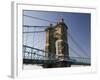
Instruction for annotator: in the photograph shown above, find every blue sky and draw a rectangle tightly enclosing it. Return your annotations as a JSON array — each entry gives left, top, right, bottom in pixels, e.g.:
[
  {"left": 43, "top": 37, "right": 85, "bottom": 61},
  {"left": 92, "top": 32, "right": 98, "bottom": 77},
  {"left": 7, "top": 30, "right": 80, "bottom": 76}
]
[{"left": 23, "top": 10, "right": 91, "bottom": 59}]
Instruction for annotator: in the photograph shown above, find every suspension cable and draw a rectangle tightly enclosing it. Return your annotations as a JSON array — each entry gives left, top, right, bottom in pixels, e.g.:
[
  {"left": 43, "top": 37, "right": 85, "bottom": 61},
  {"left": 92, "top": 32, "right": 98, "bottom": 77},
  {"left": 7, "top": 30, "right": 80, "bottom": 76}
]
[
  {"left": 23, "top": 14, "right": 56, "bottom": 23},
  {"left": 69, "top": 46, "right": 82, "bottom": 57},
  {"left": 68, "top": 31, "right": 89, "bottom": 57}
]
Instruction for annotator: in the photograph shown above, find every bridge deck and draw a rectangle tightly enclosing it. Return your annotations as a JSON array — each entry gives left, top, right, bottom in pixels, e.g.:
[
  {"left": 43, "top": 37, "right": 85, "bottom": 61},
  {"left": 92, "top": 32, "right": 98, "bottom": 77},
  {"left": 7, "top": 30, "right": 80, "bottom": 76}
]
[{"left": 23, "top": 59, "right": 90, "bottom": 67}]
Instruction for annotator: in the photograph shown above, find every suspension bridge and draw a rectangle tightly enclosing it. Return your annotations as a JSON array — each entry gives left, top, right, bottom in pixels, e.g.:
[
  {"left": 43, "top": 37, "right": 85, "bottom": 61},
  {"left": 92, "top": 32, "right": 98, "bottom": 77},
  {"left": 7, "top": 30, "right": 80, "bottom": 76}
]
[{"left": 23, "top": 14, "right": 91, "bottom": 68}]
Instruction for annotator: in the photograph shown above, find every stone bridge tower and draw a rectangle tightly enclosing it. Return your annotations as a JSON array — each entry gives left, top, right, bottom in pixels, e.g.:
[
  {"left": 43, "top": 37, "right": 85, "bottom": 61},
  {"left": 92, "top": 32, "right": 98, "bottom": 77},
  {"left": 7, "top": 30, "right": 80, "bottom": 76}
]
[
  {"left": 45, "top": 19, "right": 70, "bottom": 67},
  {"left": 54, "top": 19, "right": 69, "bottom": 61},
  {"left": 45, "top": 24, "right": 56, "bottom": 60}
]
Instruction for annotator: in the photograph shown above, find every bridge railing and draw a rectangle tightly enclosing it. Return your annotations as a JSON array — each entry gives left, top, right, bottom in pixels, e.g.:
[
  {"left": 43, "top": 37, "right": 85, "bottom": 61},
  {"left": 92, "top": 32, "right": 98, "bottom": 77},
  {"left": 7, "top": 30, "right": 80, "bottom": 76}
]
[
  {"left": 23, "top": 45, "right": 58, "bottom": 60},
  {"left": 23, "top": 45, "right": 90, "bottom": 65},
  {"left": 57, "top": 55, "right": 90, "bottom": 64},
  {"left": 69, "top": 57, "right": 91, "bottom": 64},
  {"left": 23, "top": 45, "right": 48, "bottom": 60}
]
